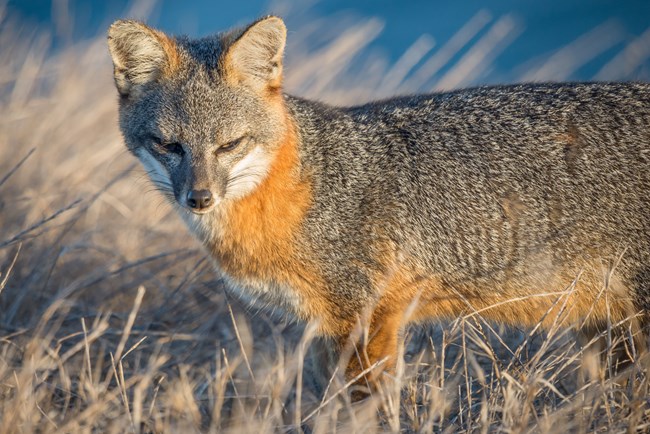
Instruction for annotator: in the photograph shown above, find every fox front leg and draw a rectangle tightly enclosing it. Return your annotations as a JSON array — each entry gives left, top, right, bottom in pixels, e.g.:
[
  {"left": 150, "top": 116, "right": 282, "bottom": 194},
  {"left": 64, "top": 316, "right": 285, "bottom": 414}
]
[{"left": 342, "top": 308, "right": 403, "bottom": 398}]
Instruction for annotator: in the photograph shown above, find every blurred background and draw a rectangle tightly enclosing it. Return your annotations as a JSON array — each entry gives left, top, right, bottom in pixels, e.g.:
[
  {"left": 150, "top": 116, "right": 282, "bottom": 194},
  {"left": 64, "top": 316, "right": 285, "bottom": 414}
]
[{"left": 9, "top": 0, "right": 650, "bottom": 101}]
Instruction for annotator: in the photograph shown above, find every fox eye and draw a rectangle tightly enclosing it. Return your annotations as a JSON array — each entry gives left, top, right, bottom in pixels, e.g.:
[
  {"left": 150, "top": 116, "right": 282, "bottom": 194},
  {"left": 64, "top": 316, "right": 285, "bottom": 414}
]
[
  {"left": 151, "top": 137, "right": 185, "bottom": 157},
  {"left": 217, "top": 136, "right": 249, "bottom": 154},
  {"left": 161, "top": 142, "right": 185, "bottom": 156}
]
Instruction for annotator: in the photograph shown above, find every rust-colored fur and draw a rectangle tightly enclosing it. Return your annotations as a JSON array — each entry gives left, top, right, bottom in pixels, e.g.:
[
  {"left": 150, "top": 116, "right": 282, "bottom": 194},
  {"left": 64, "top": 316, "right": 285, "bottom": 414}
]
[
  {"left": 209, "top": 115, "right": 344, "bottom": 334},
  {"left": 342, "top": 245, "right": 643, "bottom": 389},
  {"left": 153, "top": 30, "right": 181, "bottom": 76}
]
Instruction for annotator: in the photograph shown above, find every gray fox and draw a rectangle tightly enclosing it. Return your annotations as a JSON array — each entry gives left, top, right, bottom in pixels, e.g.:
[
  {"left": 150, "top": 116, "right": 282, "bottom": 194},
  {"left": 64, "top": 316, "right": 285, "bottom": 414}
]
[{"left": 108, "top": 16, "right": 650, "bottom": 390}]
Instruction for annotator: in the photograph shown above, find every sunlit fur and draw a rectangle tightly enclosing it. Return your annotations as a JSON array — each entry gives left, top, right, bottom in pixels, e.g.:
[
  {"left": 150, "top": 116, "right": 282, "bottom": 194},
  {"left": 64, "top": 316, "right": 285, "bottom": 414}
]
[
  {"left": 109, "top": 16, "right": 650, "bottom": 393},
  {"left": 224, "top": 145, "right": 272, "bottom": 200}
]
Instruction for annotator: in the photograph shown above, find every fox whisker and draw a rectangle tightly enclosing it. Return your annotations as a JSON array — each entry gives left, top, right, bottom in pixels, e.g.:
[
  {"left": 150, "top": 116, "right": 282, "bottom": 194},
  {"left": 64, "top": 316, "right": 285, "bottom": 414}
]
[
  {"left": 224, "top": 166, "right": 269, "bottom": 198},
  {"left": 226, "top": 164, "right": 270, "bottom": 184}
]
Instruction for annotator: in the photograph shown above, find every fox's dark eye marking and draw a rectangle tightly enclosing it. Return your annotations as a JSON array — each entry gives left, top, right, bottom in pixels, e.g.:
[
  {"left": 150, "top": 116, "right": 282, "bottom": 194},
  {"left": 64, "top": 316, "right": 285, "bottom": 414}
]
[
  {"left": 217, "top": 136, "right": 249, "bottom": 154},
  {"left": 150, "top": 136, "right": 185, "bottom": 157},
  {"left": 161, "top": 142, "right": 185, "bottom": 156}
]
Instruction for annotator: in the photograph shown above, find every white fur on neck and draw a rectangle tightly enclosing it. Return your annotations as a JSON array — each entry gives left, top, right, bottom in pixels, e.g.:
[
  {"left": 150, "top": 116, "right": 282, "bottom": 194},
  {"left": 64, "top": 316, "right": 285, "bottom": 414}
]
[{"left": 224, "top": 145, "right": 272, "bottom": 199}]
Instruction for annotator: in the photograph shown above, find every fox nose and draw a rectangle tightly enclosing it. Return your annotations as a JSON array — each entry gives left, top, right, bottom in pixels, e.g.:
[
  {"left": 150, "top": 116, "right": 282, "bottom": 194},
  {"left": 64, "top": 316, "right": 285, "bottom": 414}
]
[{"left": 186, "top": 189, "right": 213, "bottom": 210}]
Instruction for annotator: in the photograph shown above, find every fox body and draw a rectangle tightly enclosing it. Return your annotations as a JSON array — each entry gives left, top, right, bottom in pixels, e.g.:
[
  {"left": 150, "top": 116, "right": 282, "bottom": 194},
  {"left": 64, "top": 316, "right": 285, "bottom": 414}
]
[{"left": 108, "top": 17, "right": 650, "bottom": 383}]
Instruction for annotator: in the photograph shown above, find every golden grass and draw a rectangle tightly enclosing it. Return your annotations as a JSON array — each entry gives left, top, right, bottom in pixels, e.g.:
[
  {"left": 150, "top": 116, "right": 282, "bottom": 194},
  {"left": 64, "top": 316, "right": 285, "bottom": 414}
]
[{"left": 1, "top": 5, "right": 649, "bottom": 433}]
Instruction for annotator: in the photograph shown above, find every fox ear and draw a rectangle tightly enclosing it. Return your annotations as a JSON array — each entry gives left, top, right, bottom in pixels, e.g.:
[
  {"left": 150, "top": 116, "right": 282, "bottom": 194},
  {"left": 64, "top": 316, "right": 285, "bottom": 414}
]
[
  {"left": 222, "top": 16, "right": 286, "bottom": 92},
  {"left": 107, "top": 20, "right": 179, "bottom": 97}
]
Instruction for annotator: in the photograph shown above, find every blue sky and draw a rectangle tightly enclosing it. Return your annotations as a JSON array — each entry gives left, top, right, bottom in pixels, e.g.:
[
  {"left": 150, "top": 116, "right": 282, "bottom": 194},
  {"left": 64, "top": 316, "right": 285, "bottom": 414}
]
[{"left": 9, "top": 0, "right": 650, "bottom": 83}]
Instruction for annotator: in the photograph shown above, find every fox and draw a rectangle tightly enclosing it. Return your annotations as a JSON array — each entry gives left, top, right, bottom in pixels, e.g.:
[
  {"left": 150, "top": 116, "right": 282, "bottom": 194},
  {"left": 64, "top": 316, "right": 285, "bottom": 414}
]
[{"left": 107, "top": 16, "right": 650, "bottom": 393}]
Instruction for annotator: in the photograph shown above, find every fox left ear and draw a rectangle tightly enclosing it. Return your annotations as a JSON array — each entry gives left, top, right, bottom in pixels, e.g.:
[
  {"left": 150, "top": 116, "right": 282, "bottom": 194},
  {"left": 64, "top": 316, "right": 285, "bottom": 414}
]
[
  {"left": 222, "top": 16, "right": 286, "bottom": 93},
  {"left": 107, "top": 20, "right": 179, "bottom": 97}
]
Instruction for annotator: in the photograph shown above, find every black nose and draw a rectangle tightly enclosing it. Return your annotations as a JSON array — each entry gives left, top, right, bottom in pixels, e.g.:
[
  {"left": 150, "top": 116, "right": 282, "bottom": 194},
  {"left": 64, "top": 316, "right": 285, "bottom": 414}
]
[{"left": 186, "top": 189, "right": 213, "bottom": 210}]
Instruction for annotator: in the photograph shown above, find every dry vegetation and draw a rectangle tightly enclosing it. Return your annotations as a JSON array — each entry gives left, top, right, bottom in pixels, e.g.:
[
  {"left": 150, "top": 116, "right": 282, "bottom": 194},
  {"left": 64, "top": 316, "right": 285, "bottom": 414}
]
[{"left": 1, "top": 3, "right": 650, "bottom": 433}]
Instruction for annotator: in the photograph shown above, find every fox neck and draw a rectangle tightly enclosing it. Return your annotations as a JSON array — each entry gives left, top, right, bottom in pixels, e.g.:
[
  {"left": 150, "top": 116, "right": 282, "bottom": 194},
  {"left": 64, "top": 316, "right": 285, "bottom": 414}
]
[{"left": 197, "top": 116, "right": 312, "bottom": 286}]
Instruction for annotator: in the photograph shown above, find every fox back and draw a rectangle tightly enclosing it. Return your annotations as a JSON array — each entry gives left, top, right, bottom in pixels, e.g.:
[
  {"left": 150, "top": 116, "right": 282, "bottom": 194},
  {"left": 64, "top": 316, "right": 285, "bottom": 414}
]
[{"left": 108, "top": 17, "right": 650, "bottom": 387}]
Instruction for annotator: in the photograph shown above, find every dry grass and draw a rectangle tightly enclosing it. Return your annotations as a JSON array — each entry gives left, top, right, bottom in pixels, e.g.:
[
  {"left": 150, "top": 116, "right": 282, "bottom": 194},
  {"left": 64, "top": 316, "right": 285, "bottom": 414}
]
[{"left": 1, "top": 4, "right": 650, "bottom": 433}]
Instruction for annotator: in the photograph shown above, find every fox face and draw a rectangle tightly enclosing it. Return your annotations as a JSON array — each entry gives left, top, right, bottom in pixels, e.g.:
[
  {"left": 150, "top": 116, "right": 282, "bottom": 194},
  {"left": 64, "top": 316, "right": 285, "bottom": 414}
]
[{"left": 107, "top": 17, "right": 288, "bottom": 216}]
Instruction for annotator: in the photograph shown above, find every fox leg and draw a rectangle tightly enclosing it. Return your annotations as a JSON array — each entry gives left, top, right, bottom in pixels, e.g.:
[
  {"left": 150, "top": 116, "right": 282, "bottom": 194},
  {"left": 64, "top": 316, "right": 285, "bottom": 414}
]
[
  {"left": 344, "top": 307, "right": 402, "bottom": 381},
  {"left": 333, "top": 296, "right": 411, "bottom": 401},
  {"left": 337, "top": 266, "right": 435, "bottom": 398},
  {"left": 578, "top": 315, "right": 648, "bottom": 376}
]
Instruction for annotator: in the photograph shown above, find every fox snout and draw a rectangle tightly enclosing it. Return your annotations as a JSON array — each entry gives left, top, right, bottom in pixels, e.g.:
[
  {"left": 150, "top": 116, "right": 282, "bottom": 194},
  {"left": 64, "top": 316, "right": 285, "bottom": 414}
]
[{"left": 186, "top": 189, "right": 214, "bottom": 213}]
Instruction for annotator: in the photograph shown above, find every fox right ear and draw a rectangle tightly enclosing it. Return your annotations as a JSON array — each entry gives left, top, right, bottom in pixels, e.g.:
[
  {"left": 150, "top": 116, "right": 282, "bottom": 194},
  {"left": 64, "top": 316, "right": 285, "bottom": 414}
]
[
  {"left": 222, "top": 16, "right": 287, "bottom": 93},
  {"left": 107, "top": 20, "right": 179, "bottom": 97}
]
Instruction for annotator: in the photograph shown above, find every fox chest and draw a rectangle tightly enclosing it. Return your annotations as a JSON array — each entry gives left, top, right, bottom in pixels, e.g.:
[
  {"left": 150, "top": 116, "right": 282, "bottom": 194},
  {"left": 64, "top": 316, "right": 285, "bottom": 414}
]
[
  {"left": 183, "top": 211, "right": 312, "bottom": 318},
  {"left": 217, "top": 266, "right": 303, "bottom": 316}
]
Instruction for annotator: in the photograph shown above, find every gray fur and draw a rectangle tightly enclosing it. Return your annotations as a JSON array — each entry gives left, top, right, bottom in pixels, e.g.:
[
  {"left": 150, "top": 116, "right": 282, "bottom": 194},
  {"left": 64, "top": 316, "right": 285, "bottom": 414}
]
[
  {"left": 108, "top": 18, "right": 650, "bottom": 333},
  {"left": 290, "top": 84, "right": 650, "bottom": 319}
]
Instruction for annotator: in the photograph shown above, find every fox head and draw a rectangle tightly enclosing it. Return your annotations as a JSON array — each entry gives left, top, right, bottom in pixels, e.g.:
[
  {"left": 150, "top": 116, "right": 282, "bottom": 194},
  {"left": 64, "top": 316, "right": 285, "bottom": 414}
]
[{"left": 107, "top": 17, "right": 289, "bottom": 217}]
